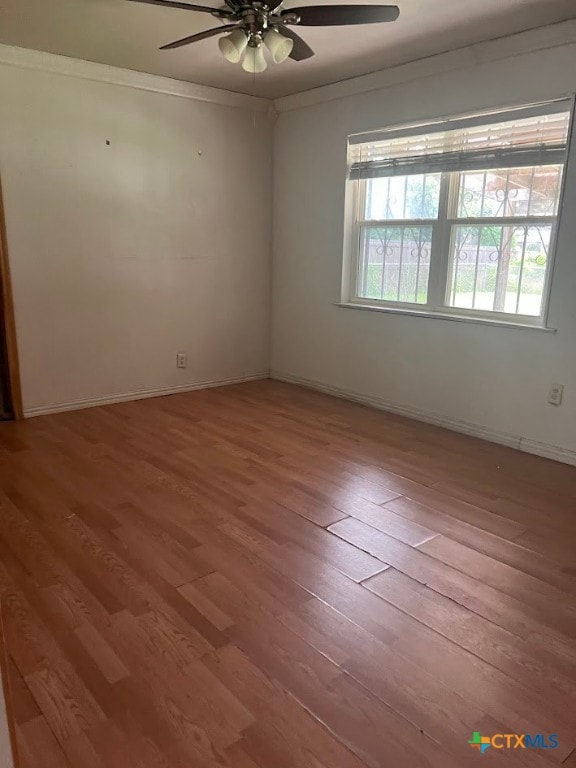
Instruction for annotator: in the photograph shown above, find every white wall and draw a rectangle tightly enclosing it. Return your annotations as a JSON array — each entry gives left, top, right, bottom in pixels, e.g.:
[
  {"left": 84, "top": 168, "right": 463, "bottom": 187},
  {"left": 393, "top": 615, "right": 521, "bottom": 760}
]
[
  {"left": 3, "top": 27, "right": 576, "bottom": 464},
  {"left": 271, "top": 27, "right": 576, "bottom": 463},
  {"left": 0, "top": 52, "right": 272, "bottom": 415}
]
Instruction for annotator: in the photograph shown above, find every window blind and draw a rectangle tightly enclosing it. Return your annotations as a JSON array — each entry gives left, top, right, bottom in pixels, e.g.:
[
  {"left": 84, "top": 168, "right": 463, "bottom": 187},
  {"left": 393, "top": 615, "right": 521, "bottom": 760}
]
[{"left": 348, "top": 101, "right": 572, "bottom": 180}]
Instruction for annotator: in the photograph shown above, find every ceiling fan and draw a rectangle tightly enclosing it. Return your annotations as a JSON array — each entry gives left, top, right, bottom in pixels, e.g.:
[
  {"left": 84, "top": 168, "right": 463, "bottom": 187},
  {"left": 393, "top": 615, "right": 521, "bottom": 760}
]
[{"left": 126, "top": 0, "right": 400, "bottom": 72}]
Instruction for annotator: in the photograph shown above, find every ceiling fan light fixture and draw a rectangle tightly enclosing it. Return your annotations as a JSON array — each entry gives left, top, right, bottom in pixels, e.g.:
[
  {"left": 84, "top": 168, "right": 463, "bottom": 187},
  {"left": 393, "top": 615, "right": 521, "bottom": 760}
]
[
  {"left": 264, "top": 28, "right": 294, "bottom": 64},
  {"left": 218, "top": 29, "right": 249, "bottom": 63},
  {"left": 129, "top": 0, "right": 402, "bottom": 70},
  {"left": 241, "top": 43, "right": 268, "bottom": 73}
]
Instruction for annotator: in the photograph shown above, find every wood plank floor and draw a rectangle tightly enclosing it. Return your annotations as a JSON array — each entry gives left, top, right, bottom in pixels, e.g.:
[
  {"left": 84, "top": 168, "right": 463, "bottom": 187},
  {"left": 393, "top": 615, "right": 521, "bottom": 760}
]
[{"left": 0, "top": 379, "right": 575, "bottom": 768}]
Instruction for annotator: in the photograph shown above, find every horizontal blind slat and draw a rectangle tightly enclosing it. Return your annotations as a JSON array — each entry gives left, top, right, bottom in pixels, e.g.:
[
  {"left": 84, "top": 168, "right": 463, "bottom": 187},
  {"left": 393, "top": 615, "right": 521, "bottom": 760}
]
[
  {"left": 348, "top": 99, "right": 572, "bottom": 145},
  {"left": 348, "top": 106, "right": 571, "bottom": 179},
  {"left": 350, "top": 146, "right": 567, "bottom": 179}
]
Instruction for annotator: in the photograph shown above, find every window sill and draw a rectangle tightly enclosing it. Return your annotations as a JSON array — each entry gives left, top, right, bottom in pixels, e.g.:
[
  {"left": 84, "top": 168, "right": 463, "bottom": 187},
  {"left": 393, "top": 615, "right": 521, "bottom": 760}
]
[{"left": 336, "top": 302, "right": 557, "bottom": 332}]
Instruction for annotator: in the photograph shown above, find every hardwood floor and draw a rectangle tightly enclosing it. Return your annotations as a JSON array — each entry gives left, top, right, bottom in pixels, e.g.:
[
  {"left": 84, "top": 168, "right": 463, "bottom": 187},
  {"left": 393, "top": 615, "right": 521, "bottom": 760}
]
[{"left": 0, "top": 379, "right": 575, "bottom": 768}]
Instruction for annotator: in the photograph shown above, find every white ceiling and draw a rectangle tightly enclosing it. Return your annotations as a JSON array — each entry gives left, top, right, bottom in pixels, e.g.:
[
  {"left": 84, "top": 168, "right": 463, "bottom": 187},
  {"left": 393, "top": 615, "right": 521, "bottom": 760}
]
[{"left": 1, "top": 0, "right": 575, "bottom": 99}]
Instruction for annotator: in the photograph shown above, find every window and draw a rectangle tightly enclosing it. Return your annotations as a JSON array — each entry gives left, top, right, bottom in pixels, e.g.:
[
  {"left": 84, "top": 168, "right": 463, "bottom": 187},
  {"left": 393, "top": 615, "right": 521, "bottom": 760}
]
[{"left": 345, "top": 101, "right": 573, "bottom": 325}]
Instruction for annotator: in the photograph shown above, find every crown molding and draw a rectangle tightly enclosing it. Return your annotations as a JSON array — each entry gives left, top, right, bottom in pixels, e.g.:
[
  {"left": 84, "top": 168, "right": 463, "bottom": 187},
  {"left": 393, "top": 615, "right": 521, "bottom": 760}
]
[
  {"left": 2, "top": 20, "right": 576, "bottom": 115},
  {"left": 0, "top": 43, "right": 271, "bottom": 112},
  {"left": 274, "top": 18, "right": 576, "bottom": 112}
]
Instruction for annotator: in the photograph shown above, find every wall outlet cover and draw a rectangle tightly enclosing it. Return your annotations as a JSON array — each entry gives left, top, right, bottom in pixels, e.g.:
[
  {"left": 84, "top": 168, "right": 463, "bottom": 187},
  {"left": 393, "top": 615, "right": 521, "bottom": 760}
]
[{"left": 548, "top": 383, "right": 564, "bottom": 406}]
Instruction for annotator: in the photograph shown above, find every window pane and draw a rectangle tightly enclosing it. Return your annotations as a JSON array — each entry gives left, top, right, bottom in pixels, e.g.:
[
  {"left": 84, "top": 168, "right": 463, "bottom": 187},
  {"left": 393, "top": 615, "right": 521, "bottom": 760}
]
[
  {"left": 365, "top": 174, "right": 441, "bottom": 220},
  {"left": 457, "top": 166, "right": 563, "bottom": 218},
  {"left": 358, "top": 225, "right": 432, "bottom": 303},
  {"left": 448, "top": 224, "right": 551, "bottom": 316}
]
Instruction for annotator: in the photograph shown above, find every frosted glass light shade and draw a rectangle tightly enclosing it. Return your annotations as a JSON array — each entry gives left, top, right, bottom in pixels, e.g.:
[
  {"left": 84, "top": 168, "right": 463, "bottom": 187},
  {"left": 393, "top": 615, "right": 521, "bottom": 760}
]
[
  {"left": 242, "top": 44, "right": 267, "bottom": 73},
  {"left": 264, "top": 29, "right": 293, "bottom": 64},
  {"left": 218, "top": 29, "right": 249, "bottom": 63}
]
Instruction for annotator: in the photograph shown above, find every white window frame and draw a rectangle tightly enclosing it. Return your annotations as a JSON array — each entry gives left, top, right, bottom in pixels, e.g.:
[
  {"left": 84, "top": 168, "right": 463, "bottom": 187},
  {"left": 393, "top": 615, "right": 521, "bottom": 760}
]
[{"left": 342, "top": 101, "right": 575, "bottom": 330}]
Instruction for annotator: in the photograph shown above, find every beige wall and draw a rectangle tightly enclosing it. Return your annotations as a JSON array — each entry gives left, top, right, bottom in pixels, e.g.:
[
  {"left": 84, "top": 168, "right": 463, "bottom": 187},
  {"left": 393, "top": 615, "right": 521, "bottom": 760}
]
[{"left": 0, "top": 56, "right": 272, "bottom": 415}]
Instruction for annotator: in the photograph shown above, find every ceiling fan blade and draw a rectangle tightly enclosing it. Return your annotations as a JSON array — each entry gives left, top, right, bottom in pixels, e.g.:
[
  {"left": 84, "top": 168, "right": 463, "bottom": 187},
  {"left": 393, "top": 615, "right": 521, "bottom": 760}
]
[
  {"left": 126, "top": 0, "right": 231, "bottom": 17},
  {"left": 283, "top": 4, "right": 399, "bottom": 25},
  {"left": 278, "top": 26, "right": 314, "bottom": 60},
  {"left": 160, "top": 23, "right": 240, "bottom": 49}
]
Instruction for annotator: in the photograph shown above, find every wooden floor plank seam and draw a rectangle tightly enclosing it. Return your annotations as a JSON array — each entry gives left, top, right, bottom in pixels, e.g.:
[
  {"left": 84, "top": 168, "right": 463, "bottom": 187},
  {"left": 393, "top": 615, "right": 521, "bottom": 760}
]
[{"left": 0, "top": 380, "right": 574, "bottom": 767}]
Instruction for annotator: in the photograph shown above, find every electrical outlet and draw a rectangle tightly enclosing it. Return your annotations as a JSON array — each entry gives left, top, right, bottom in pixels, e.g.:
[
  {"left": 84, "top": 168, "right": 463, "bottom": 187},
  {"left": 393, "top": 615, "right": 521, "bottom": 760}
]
[
  {"left": 176, "top": 353, "right": 187, "bottom": 369},
  {"left": 548, "top": 383, "right": 564, "bottom": 406}
]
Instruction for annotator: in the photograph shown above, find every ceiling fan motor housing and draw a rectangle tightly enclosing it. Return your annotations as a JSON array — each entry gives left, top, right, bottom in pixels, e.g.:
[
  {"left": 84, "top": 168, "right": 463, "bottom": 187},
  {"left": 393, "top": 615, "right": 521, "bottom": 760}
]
[{"left": 234, "top": 3, "right": 300, "bottom": 47}]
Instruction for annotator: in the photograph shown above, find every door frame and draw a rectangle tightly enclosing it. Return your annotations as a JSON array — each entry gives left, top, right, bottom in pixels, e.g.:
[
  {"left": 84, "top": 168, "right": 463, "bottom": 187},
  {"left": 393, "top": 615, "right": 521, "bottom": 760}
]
[
  {"left": 0, "top": 604, "right": 20, "bottom": 768},
  {"left": 0, "top": 176, "right": 22, "bottom": 420}
]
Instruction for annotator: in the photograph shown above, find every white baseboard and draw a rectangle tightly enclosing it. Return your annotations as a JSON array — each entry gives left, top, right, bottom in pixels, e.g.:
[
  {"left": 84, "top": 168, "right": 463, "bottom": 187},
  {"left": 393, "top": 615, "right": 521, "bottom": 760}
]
[
  {"left": 517, "top": 438, "right": 576, "bottom": 467},
  {"left": 271, "top": 370, "right": 576, "bottom": 467},
  {"left": 24, "top": 372, "right": 269, "bottom": 418}
]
